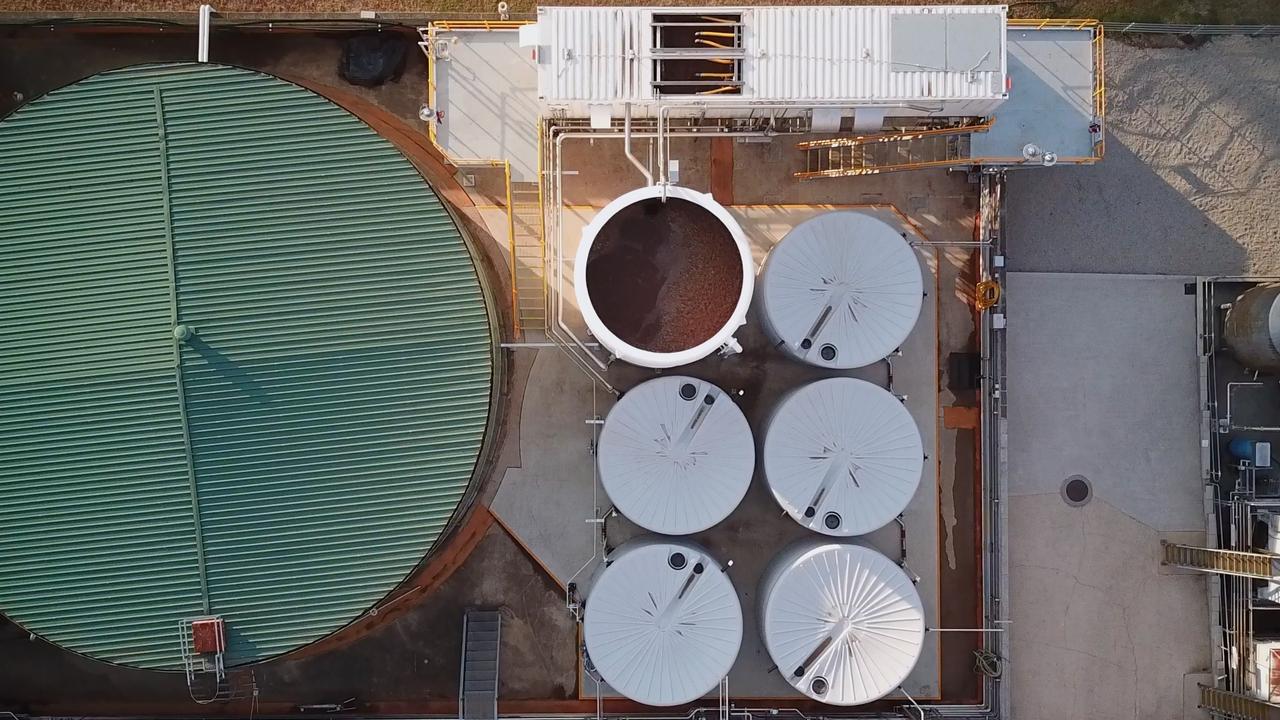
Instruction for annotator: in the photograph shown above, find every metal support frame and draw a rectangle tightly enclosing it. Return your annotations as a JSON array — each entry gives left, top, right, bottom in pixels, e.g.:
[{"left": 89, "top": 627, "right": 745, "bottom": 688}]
[
  {"left": 178, "top": 616, "right": 227, "bottom": 704},
  {"left": 1225, "top": 382, "right": 1280, "bottom": 432}
]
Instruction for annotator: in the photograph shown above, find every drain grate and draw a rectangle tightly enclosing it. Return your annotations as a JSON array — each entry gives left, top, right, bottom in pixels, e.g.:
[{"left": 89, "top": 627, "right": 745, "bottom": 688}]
[{"left": 1061, "top": 475, "right": 1092, "bottom": 506}]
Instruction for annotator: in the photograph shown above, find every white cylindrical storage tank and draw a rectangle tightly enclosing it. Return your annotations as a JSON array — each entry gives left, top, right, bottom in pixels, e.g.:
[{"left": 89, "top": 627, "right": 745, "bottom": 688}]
[
  {"left": 575, "top": 185, "right": 755, "bottom": 369},
  {"left": 1224, "top": 284, "right": 1280, "bottom": 372},
  {"left": 760, "top": 539, "right": 925, "bottom": 706},
  {"left": 598, "top": 376, "right": 754, "bottom": 535},
  {"left": 760, "top": 211, "right": 924, "bottom": 369},
  {"left": 584, "top": 537, "right": 743, "bottom": 706},
  {"left": 763, "top": 377, "right": 923, "bottom": 536}
]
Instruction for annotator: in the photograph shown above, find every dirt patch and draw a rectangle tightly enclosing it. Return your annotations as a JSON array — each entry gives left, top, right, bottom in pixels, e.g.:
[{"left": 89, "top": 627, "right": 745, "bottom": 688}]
[{"left": 585, "top": 197, "right": 742, "bottom": 354}]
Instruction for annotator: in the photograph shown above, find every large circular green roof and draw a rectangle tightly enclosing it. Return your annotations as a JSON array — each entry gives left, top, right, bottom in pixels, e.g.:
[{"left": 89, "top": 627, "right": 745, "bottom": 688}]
[{"left": 0, "top": 63, "right": 494, "bottom": 669}]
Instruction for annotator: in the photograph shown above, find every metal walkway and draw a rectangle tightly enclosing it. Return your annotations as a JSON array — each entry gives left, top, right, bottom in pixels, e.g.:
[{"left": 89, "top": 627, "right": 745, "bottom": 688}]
[
  {"left": 459, "top": 609, "right": 501, "bottom": 720},
  {"left": 511, "top": 184, "right": 546, "bottom": 335},
  {"left": 794, "top": 124, "right": 988, "bottom": 178}
]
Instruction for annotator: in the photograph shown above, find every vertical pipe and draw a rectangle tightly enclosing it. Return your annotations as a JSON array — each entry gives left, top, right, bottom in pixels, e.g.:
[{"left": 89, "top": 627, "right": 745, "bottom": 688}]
[
  {"left": 197, "top": 4, "right": 213, "bottom": 63},
  {"left": 624, "top": 103, "right": 654, "bottom": 186}
]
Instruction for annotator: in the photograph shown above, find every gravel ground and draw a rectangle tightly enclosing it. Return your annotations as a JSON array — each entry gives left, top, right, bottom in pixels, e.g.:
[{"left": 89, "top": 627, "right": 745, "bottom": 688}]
[{"left": 1007, "top": 36, "right": 1280, "bottom": 276}]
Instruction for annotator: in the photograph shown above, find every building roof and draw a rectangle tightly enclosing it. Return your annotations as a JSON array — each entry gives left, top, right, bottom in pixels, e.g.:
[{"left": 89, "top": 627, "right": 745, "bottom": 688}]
[
  {"left": 0, "top": 63, "right": 494, "bottom": 669},
  {"left": 531, "top": 5, "right": 1007, "bottom": 108},
  {"left": 598, "top": 376, "right": 754, "bottom": 534}
]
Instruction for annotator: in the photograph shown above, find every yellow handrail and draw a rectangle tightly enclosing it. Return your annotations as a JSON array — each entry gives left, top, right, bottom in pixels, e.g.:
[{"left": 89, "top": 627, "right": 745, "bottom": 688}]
[
  {"left": 430, "top": 20, "right": 530, "bottom": 31},
  {"left": 1004, "top": 18, "right": 1106, "bottom": 160},
  {"left": 504, "top": 160, "right": 518, "bottom": 335},
  {"left": 797, "top": 118, "right": 995, "bottom": 150},
  {"left": 536, "top": 117, "right": 547, "bottom": 332},
  {"left": 1007, "top": 18, "right": 1098, "bottom": 30},
  {"left": 424, "top": 26, "right": 437, "bottom": 147},
  {"left": 1093, "top": 25, "right": 1106, "bottom": 159}
]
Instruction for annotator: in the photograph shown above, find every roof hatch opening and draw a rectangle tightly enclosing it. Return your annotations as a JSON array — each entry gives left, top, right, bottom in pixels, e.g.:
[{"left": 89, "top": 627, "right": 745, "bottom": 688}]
[{"left": 652, "top": 13, "right": 743, "bottom": 96}]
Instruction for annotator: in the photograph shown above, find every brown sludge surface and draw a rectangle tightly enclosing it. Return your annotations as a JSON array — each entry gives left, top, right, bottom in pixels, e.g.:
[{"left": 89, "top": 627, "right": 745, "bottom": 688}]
[{"left": 585, "top": 197, "right": 743, "bottom": 354}]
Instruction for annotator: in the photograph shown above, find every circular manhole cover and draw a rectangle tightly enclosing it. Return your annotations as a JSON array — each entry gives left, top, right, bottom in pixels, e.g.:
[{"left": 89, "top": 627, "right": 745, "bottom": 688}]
[{"left": 1061, "top": 475, "right": 1092, "bottom": 506}]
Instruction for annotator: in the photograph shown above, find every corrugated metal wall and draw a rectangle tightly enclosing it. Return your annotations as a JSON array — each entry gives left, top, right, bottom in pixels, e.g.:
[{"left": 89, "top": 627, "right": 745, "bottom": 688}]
[
  {"left": 534, "top": 5, "right": 1006, "bottom": 115},
  {"left": 0, "top": 63, "right": 494, "bottom": 669},
  {"left": 748, "top": 6, "right": 1006, "bottom": 102}
]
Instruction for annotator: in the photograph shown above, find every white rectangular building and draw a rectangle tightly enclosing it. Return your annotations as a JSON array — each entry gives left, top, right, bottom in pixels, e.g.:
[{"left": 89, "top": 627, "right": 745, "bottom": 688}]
[{"left": 523, "top": 5, "right": 1008, "bottom": 125}]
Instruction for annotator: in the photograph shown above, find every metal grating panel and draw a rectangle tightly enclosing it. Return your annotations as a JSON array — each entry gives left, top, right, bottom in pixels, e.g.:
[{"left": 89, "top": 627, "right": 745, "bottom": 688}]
[{"left": 0, "top": 63, "right": 494, "bottom": 669}]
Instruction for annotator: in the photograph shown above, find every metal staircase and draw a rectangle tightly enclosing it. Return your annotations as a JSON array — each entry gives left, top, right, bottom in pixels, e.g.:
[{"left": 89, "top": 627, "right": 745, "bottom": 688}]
[
  {"left": 1199, "top": 684, "right": 1280, "bottom": 720},
  {"left": 459, "top": 609, "right": 501, "bottom": 720},
  {"left": 1162, "top": 541, "right": 1280, "bottom": 579},
  {"left": 510, "top": 183, "right": 546, "bottom": 336},
  {"left": 794, "top": 121, "right": 992, "bottom": 178}
]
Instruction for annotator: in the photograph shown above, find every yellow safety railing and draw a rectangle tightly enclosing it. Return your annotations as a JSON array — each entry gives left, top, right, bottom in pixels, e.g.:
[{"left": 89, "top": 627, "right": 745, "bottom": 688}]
[
  {"left": 421, "top": 20, "right": 543, "bottom": 336},
  {"left": 797, "top": 118, "right": 995, "bottom": 150},
  {"left": 504, "top": 160, "right": 518, "bottom": 335},
  {"left": 430, "top": 20, "right": 530, "bottom": 31},
  {"left": 1093, "top": 24, "right": 1106, "bottom": 159},
  {"left": 535, "top": 117, "right": 548, "bottom": 330},
  {"left": 423, "top": 25, "right": 438, "bottom": 147},
  {"left": 795, "top": 156, "right": 975, "bottom": 179},
  {"left": 1009, "top": 19, "right": 1106, "bottom": 160},
  {"left": 1008, "top": 18, "right": 1098, "bottom": 30}
]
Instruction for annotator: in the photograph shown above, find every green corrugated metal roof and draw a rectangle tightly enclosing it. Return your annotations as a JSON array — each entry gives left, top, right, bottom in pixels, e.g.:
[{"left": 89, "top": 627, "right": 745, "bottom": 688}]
[{"left": 0, "top": 63, "right": 494, "bottom": 669}]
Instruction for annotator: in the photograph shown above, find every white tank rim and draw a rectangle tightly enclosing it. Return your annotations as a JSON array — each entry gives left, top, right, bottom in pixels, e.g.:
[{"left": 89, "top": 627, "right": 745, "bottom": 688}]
[
  {"left": 574, "top": 185, "right": 755, "bottom": 369},
  {"left": 763, "top": 377, "right": 924, "bottom": 537},
  {"left": 583, "top": 537, "right": 743, "bottom": 706},
  {"left": 758, "top": 539, "right": 925, "bottom": 706},
  {"left": 597, "top": 376, "right": 755, "bottom": 535},
  {"left": 759, "top": 210, "right": 924, "bottom": 369}
]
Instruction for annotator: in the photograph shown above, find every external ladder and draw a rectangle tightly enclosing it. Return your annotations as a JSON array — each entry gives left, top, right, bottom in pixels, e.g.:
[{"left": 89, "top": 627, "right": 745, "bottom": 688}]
[
  {"left": 1162, "top": 541, "right": 1280, "bottom": 579},
  {"left": 1199, "top": 684, "right": 1280, "bottom": 720}
]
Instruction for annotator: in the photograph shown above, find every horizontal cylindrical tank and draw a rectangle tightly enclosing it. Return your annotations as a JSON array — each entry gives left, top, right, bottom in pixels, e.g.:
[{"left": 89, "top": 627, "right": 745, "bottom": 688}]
[
  {"left": 760, "top": 211, "right": 923, "bottom": 369},
  {"left": 598, "top": 376, "right": 754, "bottom": 534},
  {"left": 1225, "top": 284, "right": 1280, "bottom": 372},
  {"left": 763, "top": 377, "right": 923, "bottom": 536},
  {"left": 759, "top": 539, "right": 924, "bottom": 706},
  {"left": 583, "top": 537, "right": 742, "bottom": 706},
  {"left": 575, "top": 185, "right": 755, "bottom": 368}
]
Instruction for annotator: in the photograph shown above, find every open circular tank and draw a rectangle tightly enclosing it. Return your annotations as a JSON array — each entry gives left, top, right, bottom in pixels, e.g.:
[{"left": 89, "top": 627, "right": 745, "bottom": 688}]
[{"left": 575, "top": 185, "right": 754, "bottom": 368}]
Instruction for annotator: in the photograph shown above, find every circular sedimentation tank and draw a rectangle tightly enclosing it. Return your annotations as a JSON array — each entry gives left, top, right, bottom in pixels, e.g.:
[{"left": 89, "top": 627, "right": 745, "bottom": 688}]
[
  {"left": 759, "top": 539, "right": 925, "bottom": 706},
  {"left": 575, "top": 185, "right": 754, "bottom": 368},
  {"left": 584, "top": 537, "right": 742, "bottom": 706},
  {"left": 760, "top": 211, "right": 924, "bottom": 369},
  {"left": 0, "top": 63, "right": 495, "bottom": 669},
  {"left": 763, "top": 377, "right": 923, "bottom": 537},
  {"left": 597, "top": 376, "right": 754, "bottom": 535}
]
